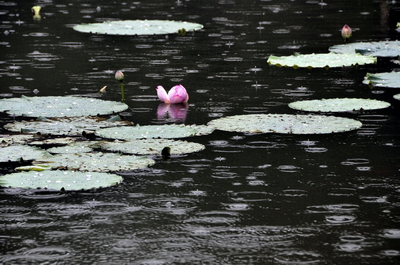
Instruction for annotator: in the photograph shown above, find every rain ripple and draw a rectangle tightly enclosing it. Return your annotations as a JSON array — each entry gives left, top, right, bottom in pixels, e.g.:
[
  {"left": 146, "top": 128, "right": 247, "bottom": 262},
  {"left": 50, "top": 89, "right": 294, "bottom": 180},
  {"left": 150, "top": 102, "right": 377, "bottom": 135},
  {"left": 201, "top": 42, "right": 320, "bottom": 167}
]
[
  {"left": 0, "top": 246, "right": 72, "bottom": 265},
  {"left": 185, "top": 211, "right": 239, "bottom": 225},
  {"left": 274, "top": 250, "right": 321, "bottom": 264}
]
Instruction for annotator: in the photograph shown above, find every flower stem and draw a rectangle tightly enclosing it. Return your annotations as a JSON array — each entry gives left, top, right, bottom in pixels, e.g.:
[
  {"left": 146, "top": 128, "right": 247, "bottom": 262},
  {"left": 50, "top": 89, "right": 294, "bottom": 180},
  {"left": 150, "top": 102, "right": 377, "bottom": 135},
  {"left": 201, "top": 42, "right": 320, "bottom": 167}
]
[{"left": 120, "top": 81, "right": 125, "bottom": 102}]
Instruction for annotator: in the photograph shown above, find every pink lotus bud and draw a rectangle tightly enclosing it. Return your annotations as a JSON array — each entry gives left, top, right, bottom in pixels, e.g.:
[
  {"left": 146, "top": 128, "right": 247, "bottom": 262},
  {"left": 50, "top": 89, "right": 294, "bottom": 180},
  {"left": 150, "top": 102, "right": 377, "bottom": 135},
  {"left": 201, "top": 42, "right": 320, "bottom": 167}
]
[
  {"left": 341, "top": 24, "right": 352, "bottom": 41},
  {"left": 115, "top": 70, "right": 124, "bottom": 82},
  {"left": 156, "top": 84, "right": 189, "bottom": 104}
]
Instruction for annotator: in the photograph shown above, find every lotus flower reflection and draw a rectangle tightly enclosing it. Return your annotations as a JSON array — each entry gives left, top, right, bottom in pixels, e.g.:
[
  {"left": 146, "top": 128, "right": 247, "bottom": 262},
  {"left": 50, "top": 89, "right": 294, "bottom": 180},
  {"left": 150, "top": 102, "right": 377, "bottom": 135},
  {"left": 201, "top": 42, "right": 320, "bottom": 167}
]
[
  {"left": 341, "top": 24, "right": 352, "bottom": 43},
  {"left": 157, "top": 102, "right": 188, "bottom": 122},
  {"left": 156, "top": 85, "right": 189, "bottom": 104}
]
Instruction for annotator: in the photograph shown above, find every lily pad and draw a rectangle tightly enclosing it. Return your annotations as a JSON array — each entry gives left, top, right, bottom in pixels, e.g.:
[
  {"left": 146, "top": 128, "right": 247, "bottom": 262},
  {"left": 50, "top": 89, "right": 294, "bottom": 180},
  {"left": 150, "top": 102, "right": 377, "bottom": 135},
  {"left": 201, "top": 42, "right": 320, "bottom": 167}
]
[
  {"left": 267, "top": 53, "right": 376, "bottom": 68},
  {"left": 73, "top": 20, "right": 203, "bottom": 36},
  {"left": 289, "top": 98, "right": 390, "bottom": 112},
  {"left": 35, "top": 152, "right": 155, "bottom": 172},
  {"left": 4, "top": 116, "right": 132, "bottom": 136},
  {"left": 394, "top": 94, "right": 400, "bottom": 100},
  {"left": 0, "top": 96, "right": 128, "bottom": 118},
  {"left": 363, "top": 71, "right": 400, "bottom": 88},
  {"left": 29, "top": 137, "right": 79, "bottom": 146},
  {"left": 207, "top": 114, "right": 362, "bottom": 134},
  {"left": 0, "top": 135, "right": 36, "bottom": 146},
  {"left": 329, "top": 40, "right": 400, "bottom": 57},
  {"left": 186, "top": 124, "right": 216, "bottom": 136},
  {"left": 95, "top": 124, "right": 197, "bottom": 140},
  {"left": 0, "top": 145, "right": 52, "bottom": 163},
  {"left": 47, "top": 141, "right": 103, "bottom": 154},
  {"left": 0, "top": 170, "right": 123, "bottom": 190},
  {"left": 101, "top": 139, "right": 205, "bottom": 155}
]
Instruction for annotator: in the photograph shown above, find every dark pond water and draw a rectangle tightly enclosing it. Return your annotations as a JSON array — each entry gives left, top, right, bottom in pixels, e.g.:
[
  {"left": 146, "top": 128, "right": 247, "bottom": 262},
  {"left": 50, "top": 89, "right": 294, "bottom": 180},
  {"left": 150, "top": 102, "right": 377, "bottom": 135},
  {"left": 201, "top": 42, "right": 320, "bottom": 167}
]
[{"left": 1, "top": 0, "right": 400, "bottom": 264}]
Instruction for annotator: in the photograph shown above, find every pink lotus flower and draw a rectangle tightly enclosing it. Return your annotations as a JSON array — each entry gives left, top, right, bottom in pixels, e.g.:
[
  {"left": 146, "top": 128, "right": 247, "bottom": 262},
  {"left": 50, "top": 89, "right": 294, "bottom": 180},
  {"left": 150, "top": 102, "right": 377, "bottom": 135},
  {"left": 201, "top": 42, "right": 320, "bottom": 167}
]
[
  {"left": 341, "top": 24, "right": 352, "bottom": 42},
  {"left": 156, "top": 84, "right": 189, "bottom": 104}
]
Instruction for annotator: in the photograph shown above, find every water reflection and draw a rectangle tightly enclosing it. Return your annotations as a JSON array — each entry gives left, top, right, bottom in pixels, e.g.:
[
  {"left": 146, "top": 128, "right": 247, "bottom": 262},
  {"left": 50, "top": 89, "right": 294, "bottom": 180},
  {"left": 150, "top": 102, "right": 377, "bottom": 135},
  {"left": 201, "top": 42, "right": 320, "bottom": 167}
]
[{"left": 157, "top": 102, "right": 188, "bottom": 123}]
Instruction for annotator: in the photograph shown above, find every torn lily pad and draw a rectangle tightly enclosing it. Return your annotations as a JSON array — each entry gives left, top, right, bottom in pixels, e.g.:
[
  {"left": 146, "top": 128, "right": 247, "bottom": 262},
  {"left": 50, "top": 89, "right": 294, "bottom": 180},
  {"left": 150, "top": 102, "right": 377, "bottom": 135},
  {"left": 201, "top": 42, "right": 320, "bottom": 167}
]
[
  {"left": 208, "top": 114, "right": 362, "bottom": 134},
  {"left": 73, "top": 20, "right": 203, "bottom": 35},
  {"left": 0, "top": 171, "right": 123, "bottom": 190},
  {"left": 95, "top": 124, "right": 197, "bottom": 140},
  {"left": 0, "top": 145, "right": 52, "bottom": 163},
  {"left": 363, "top": 71, "right": 400, "bottom": 88},
  {"left": 35, "top": 152, "right": 155, "bottom": 172},
  {"left": 289, "top": 98, "right": 390, "bottom": 112},
  {"left": 329, "top": 40, "right": 400, "bottom": 57},
  {"left": 0, "top": 96, "right": 128, "bottom": 118},
  {"left": 4, "top": 116, "right": 132, "bottom": 136},
  {"left": 101, "top": 139, "right": 205, "bottom": 155},
  {"left": 267, "top": 53, "right": 376, "bottom": 68}
]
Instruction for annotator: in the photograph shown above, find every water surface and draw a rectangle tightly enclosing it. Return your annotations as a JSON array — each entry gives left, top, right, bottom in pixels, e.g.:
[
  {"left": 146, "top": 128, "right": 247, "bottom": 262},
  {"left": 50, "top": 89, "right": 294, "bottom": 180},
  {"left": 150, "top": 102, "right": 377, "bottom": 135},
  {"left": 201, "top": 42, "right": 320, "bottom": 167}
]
[{"left": 1, "top": 0, "right": 400, "bottom": 264}]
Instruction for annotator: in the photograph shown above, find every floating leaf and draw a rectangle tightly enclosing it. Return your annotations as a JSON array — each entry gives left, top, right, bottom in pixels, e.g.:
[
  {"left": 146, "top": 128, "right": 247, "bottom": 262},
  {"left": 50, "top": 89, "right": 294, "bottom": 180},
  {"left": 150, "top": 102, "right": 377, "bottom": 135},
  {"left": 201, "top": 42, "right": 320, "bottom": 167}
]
[
  {"left": 0, "top": 96, "right": 128, "bottom": 118},
  {"left": 208, "top": 114, "right": 362, "bottom": 134},
  {"left": 0, "top": 135, "right": 36, "bottom": 146},
  {"left": 289, "top": 98, "right": 390, "bottom": 112},
  {"left": 73, "top": 20, "right": 203, "bottom": 35},
  {"left": 29, "top": 137, "right": 79, "bottom": 146},
  {"left": 329, "top": 40, "right": 400, "bottom": 57},
  {"left": 15, "top": 165, "right": 51, "bottom": 171},
  {"left": 47, "top": 141, "right": 102, "bottom": 154},
  {"left": 363, "top": 71, "right": 400, "bottom": 88},
  {"left": 95, "top": 124, "right": 197, "bottom": 140},
  {"left": 35, "top": 152, "right": 155, "bottom": 172},
  {"left": 0, "top": 171, "right": 123, "bottom": 190},
  {"left": 394, "top": 94, "right": 400, "bottom": 100},
  {"left": 4, "top": 116, "right": 132, "bottom": 136},
  {"left": 0, "top": 145, "right": 52, "bottom": 163},
  {"left": 101, "top": 139, "right": 205, "bottom": 155},
  {"left": 186, "top": 124, "right": 216, "bottom": 136},
  {"left": 267, "top": 53, "right": 376, "bottom": 68}
]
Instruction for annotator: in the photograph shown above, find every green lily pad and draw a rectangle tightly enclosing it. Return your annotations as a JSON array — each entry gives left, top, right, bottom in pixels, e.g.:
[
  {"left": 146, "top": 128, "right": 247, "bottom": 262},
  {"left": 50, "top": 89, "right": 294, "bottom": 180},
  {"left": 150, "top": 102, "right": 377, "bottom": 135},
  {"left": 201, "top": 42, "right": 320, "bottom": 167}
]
[
  {"left": 289, "top": 98, "right": 390, "bottom": 112},
  {"left": 95, "top": 124, "right": 197, "bottom": 140},
  {"left": 186, "top": 124, "right": 216, "bottom": 136},
  {"left": 267, "top": 53, "right": 376, "bottom": 68},
  {"left": 0, "top": 96, "right": 128, "bottom": 118},
  {"left": 29, "top": 137, "right": 79, "bottom": 146},
  {"left": 0, "top": 135, "right": 36, "bottom": 146},
  {"left": 35, "top": 152, "right": 155, "bottom": 172},
  {"left": 0, "top": 145, "right": 52, "bottom": 163},
  {"left": 101, "top": 139, "right": 205, "bottom": 155},
  {"left": 207, "top": 114, "right": 362, "bottom": 134},
  {"left": 0, "top": 170, "right": 123, "bottom": 190},
  {"left": 4, "top": 116, "right": 132, "bottom": 136},
  {"left": 73, "top": 20, "right": 203, "bottom": 35},
  {"left": 47, "top": 141, "right": 102, "bottom": 154},
  {"left": 363, "top": 71, "right": 400, "bottom": 88},
  {"left": 394, "top": 94, "right": 400, "bottom": 100},
  {"left": 329, "top": 40, "right": 400, "bottom": 57}
]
